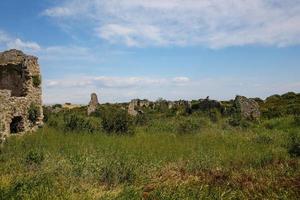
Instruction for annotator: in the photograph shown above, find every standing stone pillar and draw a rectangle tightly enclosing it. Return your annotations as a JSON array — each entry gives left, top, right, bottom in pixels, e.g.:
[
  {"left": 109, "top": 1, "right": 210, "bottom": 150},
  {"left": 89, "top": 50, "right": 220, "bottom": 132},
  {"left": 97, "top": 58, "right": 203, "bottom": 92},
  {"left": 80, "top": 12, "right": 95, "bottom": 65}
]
[{"left": 87, "top": 93, "right": 99, "bottom": 115}]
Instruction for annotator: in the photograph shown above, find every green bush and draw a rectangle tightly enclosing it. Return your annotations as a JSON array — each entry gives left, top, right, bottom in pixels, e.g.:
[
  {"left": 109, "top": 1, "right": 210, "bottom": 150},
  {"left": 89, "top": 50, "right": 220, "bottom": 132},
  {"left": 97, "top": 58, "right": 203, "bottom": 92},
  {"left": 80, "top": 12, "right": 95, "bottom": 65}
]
[
  {"left": 25, "top": 150, "right": 44, "bottom": 165},
  {"left": 52, "top": 104, "right": 62, "bottom": 109},
  {"left": 228, "top": 115, "right": 251, "bottom": 128},
  {"left": 47, "top": 115, "right": 59, "bottom": 128},
  {"left": 287, "top": 132, "right": 300, "bottom": 157},
  {"left": 293, "top": 115, "right": 300, "bottom": 127},
  {"left": 133, "top": 113, "right": 148, "bottom": 126},
  {"left": 101, "top": 108, "right": 133, "bottom": 135},
  {"left": 42, "top": 106, "right": 53, "bottom": 123},
  {"left": 209, "top": 109, "right": 221, "bottom": 123},
  {"left": 262, "top": 107, "right": 283, "bottom": 119},
  {"left": 63, "top": 114, "right": 97, "bottom": 133},
  {"left": 32, "top": 75, "right": 41, "bottom": 87},
  {"left": 176, "top": 118, "right": 200, "bottom": 134},
  {"left": 28, "top": 103, "right": 40, "bottom": 125},
  {"left": 228, "top": 114, "right": 241, "bottom": 127}
]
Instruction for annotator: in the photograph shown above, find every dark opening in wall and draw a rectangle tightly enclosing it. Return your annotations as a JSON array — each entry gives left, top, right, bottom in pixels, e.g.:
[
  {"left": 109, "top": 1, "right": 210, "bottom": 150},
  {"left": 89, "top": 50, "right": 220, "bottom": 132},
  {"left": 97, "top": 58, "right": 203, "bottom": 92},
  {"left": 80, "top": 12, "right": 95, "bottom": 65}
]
[
  {"left": 0, "top": 64, "right": 27, "bottom": 97},
  {"left": 10, "top": 116, "right": 24, "bottom": 134}
]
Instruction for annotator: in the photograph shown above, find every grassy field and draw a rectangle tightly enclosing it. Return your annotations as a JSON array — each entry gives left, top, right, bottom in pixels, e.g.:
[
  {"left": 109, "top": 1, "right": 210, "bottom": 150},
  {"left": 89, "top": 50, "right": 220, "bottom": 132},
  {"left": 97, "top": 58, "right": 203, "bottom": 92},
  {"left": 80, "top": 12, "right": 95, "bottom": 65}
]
[{"left": 0, "top": 112, "right": 299, "bottom": 199}]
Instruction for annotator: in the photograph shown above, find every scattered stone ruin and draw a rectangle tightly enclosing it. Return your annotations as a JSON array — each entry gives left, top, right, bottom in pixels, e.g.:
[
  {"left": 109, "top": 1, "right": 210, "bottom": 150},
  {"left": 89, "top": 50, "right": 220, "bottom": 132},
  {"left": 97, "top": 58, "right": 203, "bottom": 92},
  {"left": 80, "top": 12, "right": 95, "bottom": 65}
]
[
  {"left": 139, "top": 99, "right": 152, "bottom": 108},
  {"left": 87, "top": 93, "right": 99, "bottom": 115},
  {"left": 128, "top": 99, "right": 139, "bottom": 116},
  {"left": 127, "top": 99, "right": 148, "bottom": 116},
  {"left": 234, "top": 95, "right": 261, "bottom": 120},
  {"left": 173, "top": 100, "right": 191, "bottom": 109},
  {"left": 0, "top": 49, "right": 43, "bottom": 143}
]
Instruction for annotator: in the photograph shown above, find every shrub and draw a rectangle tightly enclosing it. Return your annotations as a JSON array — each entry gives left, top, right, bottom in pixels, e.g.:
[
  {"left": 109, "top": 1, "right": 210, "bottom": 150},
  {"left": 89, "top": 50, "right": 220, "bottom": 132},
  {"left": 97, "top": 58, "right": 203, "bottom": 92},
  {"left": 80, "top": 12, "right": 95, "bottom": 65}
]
[
  {"left": 228, "top": 115, "right": 241, "bottom": 127},
  {"left": 28, "top": 103, "right": 40, "bottom": 124},
  {"left": 180, "top": 106, "right": 192, "bottom": 116},
  {"left": 176, "top": 118, "right": 200, "bottom": 134},
  {"left": 101, "top": 108, "right": 133, "bottom": 135},
  {"left": 47, "top": 115, "right": 59, "bottom": 128},
  {"left": 42, "top": 106, "right": 50, "bottom": 122},
  {"left": 262, "top": 107, "right": 283, "bottom": 119},
  {"left": 134, "top": 113, "right": 148, "bottom": 126},
  {"left": 209, "top": 109, "right": 221, "bottom": 123},
  {"left": 287, "top": 132, "right": 300, "bottom": 157},
  {"left": 228, "top": 115, "right": 251, "bottom": 128},
  {"left": 32, "top": 75, "right": 41, "bottom": 87},
  {"left": 63, "top": 114, "right": 97, "bottom": 133},
  {"left": 194, "top": 99, "right": 222, "bottom": 112},
  {"left": 287, "top": 104, "right": 300, "bottom": 115},
  {"left": 293, "top": 115, "right": 300, "bottom": 127},
  {"left": 25, "top": 150, "right": 44, "bottom": 165},
  {"left": 52, "top": 104, "right": 62, "bottom": 109},
  {"left": 90, "top": 107, "right": 101, "bottom": 117}
]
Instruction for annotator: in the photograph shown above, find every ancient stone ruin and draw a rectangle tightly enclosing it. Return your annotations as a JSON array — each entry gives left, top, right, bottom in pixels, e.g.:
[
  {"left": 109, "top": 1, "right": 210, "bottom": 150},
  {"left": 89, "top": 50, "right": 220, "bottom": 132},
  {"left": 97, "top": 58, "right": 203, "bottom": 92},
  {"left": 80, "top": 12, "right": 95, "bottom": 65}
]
[
  {"left": 128, "top": 99, "right": 139, "bottom": 116},
  {"left": 87, "top": 93, "right": 99, "bottom": 115},
  {"left": 234, "top": 95, "right": 261, "bottom": 120},
  {"left": 127, "top": 99, "right": 148, "bottom": 116},
  {"left": 0, "top": 49, "right": 43, "bottom": 143}
]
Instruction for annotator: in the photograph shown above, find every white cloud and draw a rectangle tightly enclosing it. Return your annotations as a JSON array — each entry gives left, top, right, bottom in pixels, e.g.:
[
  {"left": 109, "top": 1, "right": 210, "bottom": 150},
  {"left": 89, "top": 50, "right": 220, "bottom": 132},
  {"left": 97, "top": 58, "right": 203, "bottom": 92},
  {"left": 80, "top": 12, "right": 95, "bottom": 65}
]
[
  {"left": 37, "top": 45, "right": 96, "bottom": 62},
  {"left": 43, "top": 75, "right": 194, "bottom": 103},
  {"left": 42, "top": 7, "right": 73, "bottom": 17},
  {"left": 45, "top": 76, "right": 189, "bottom": 89},
  {"left": 0, "top": 30, "right": 95, "bottom": 63},
  {"left": 97, "top": 24, "right": 165, "bottom": 47},
  {"left": 172, "top": 77, "right": 190, "bottom": 83},
  {"left": 7, "top": 38, "right": 41, "bottom": 51},
  {"left": 0, "top": 30, "right": 41, "bottom": 52},
  {"left": 42, "top": 0, "right": 300, "bottom": 48},
  {"left": 43, "top": 75, "right": 300, "bottom": 104}
]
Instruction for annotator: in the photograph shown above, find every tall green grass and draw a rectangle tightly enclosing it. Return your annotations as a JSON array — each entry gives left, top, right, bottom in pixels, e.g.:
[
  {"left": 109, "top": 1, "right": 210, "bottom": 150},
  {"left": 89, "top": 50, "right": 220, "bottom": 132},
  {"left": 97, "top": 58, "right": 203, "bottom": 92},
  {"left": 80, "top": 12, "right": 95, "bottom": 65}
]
[{"left": 0, "top": 115, "right": 299, "bottom": 199}]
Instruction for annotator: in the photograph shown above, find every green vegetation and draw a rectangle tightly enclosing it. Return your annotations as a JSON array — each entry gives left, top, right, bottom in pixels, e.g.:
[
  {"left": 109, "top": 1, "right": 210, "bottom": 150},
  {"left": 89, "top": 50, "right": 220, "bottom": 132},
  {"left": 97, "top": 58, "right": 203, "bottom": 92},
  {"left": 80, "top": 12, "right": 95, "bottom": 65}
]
[
  {"left": 32, "top": 75, "right": 41, "bottom": 87},
  {"left": 100, "top": 107, "right": 133, "bottom": 135},
  {"left": 28, "top": 103, "right": 40, "bottom": 125},
  {"left": 0, "top": 92, "right": 299, "bottom": 199}
]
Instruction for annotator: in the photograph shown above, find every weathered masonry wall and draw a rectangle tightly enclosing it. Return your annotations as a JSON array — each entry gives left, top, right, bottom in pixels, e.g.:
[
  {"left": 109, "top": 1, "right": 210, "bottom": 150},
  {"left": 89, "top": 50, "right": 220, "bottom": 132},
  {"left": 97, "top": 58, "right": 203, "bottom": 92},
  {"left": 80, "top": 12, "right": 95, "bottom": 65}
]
[{"left": 0, "top": 49, "right": 43, "bottom": 144}]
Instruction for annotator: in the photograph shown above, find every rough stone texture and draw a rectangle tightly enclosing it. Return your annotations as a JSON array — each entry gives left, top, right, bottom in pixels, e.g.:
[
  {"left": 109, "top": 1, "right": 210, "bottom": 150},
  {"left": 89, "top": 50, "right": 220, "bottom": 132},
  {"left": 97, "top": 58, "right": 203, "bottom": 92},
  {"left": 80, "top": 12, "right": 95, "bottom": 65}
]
[
  {"left": 167, "top": 100, "right": 191, "bottom": 110},
  {"left": 139, "top": 99, "right": 151, "bottom": 108},
  {"left": 234, "top": 95, "right": 261, "bottom": 120},
  {"left": 0, "top": 49, "right": 43, "bottom": 143},
  {"left": 128, "top": 99, "right": 139, "bottom": 116},
  {"left": 87, "top": 93, "right": 99, "bottom": 115},
  {"left": 168, "top": 101, "right": 175, "bottom": 109},
  {"left": 127, "top": 99, "right": 151, "bottom": 116},
  {"left": 175, "top": 100, "right": 191, "bottom": 108}
]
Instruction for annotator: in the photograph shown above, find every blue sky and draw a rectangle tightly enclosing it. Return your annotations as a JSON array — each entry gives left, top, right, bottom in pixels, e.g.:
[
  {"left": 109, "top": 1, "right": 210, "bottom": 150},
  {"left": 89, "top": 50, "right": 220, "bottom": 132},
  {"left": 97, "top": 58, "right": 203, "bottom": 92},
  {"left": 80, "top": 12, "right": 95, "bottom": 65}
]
[{"left": 0, "top": 0, "right": 300, "bottom": 104}]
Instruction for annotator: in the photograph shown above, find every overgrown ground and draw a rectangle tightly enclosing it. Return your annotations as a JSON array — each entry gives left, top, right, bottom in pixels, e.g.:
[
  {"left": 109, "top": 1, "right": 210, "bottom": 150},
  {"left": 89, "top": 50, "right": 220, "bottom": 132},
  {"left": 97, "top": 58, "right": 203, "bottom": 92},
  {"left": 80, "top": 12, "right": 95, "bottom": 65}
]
[{"left": 0, "top": 112, "right": 299, "bottom": 199}]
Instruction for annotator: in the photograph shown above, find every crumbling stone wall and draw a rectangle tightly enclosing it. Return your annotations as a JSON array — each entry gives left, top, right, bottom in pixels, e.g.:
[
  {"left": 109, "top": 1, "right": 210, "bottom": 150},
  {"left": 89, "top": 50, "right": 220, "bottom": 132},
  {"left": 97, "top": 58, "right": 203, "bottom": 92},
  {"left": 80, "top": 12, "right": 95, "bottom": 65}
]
[
  {"left": 234, "top": 95, "right": 261, "bottom": 120},
  {"left": 128, "top": 99, "right": 139, "bottom": 116},
  {"left": 0, "top": 49, "right": 43, "bottom": 143},
  {"left": 127, "top": 99, "right": 150, "bottom": 116}
]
